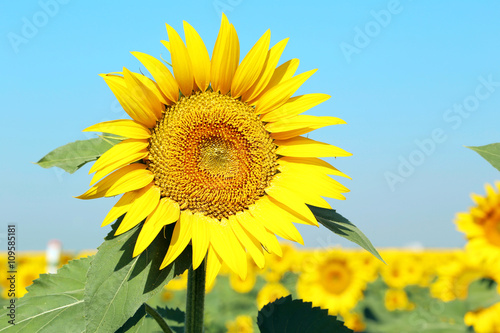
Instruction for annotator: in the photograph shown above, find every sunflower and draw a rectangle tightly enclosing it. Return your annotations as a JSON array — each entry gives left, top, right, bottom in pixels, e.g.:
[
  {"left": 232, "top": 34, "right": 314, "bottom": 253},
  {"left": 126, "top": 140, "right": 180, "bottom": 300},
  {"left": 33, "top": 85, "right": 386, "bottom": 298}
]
[
  {"left": 256, "top": 282, "right": 290, "bottom": 309},
  {"left": 456, "top": 182, "right": 500, "bottom": 264},
  {"left": 384, "top": 288, "right": 414, "bottom": 312},
  {"left": 430, "top": 250, "right": 495, "bottom": 302},
  {"left": 296, "top": 250, "right": 366, "bottom": 315},
  {"left": 226, "top": 315, "right": 254, "bottom": 333},
  {"left": 465, "top": 302, "right": 500, "bottom": 333},
  {"left": 78, "top": 14, "right": 350, "bottom": 286}
]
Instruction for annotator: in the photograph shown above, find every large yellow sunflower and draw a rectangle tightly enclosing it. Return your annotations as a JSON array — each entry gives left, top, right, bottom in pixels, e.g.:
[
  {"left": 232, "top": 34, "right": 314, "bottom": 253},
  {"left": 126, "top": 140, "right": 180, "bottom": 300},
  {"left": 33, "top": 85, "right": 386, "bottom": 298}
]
[
  {"left": 456, "top": 182, "right": 500, "bottom": 264},
  {"left": 78, "top": 14, "right": 350, "bottom": 287}
]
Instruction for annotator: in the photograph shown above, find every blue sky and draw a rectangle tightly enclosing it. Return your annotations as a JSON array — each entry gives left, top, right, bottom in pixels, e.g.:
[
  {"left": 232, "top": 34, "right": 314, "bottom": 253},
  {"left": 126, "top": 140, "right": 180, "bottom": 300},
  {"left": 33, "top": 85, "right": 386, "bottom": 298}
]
[{"left": 1, "top": 0, "right": 500, "bottom": 252}]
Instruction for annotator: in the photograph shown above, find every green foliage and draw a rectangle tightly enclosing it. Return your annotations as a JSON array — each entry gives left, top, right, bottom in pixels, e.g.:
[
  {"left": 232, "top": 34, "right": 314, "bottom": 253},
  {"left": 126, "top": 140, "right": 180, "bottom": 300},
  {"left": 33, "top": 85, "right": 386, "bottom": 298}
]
[
  {"left": 116, "top": 304, "right": 184, "bottom": 333},
  {"left": 84, "top": 218, "right": 192, "bottom": 333},
  {"left": 0, "top": 257, "right": 91, "bottom": 332},
  {"left": 35, "top": 135, "right": 122, "bottom": 173},
  {"left": 467, "top": 143, "right": 500, "bottom": 172},
  {"left": 257, "top": 295, "right": 353, "bottom": 333},
  {"left": 308, "top": 205, "right": 384, "bottom": 263}
]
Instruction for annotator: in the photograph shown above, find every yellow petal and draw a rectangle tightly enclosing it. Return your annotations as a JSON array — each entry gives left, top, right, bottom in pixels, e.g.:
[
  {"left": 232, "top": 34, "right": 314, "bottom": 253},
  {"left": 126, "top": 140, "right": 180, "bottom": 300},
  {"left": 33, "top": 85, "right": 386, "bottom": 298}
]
[
  {"left": 209, "top": 219, "right": 247, "bottom": 279},
  {"left": 183, "top": 21, "right": 211, "bottom": 92},
  {"left": 161, "top": 40, "right": 171, "bottom": 52},
  {"left": 277, "top": 161, "right": 350, "bottom": 196},
  {"left": 191, "top": 213, "right": 210, "bottom": 270},
  {"left": 231, "top": 30, "right": 271, "bottom": 98},
  {"left": 206, "top": 246, "right": 222, "bottom": 290},
  {"left": 234, "top": 212, "right": 277, "bottom": 256},
  {"left": 133, "top": 197, "right": 180, "bottom": 257},
  {"left": 161, "top": 211, "right": 193, "bottom": 269},
  {"left": 100, "top": 74, "right": 157, "bottom": 128},
  {"left": 130, "top": 70, "right": 170, "bottom": 106},
  {"left": 83, "top": 120, "right": 151, "bottom": 139},
  {"left": 76, "top": 164, "right": 151, "bottom": 199},
  {"left": 249, "top": 196, "right": 304, "bottom": 244},
  {"left": 277, "top": 156, "right": 350, "bottom": 179},
  {"left": 271, "top": 173, "right": 333, "bottom": 210},
  {"left": 267, "top": 115, "right": 346, "bottom": 140},
  {"left": 131, "top": 51, "right": 179, "bottom": 104},
  {"left": 115, "top": 184, "right": 161, "bottom": 236},
  {"left": 166, "top": 24, "right": 194, "bottom": 96},
  {"left": 123, "top": 68, "right": 163, "bottom": 121},
  {"left": 249, "top": 58, "right": 299, "bottom": 105},
  {"left": 255, "top": 69, "right": 317, "bottom": 115},
  {"left": 275, "top": 136, "right": 352, "bottom": 158},
  {"left": 89, "top": 139, "right": 149, "bottom": 185},
  {"left": 265, "top": 177, "right": 318, "bottom": 226},
  {"left": 101, "top": 191, "right": 137, "bottom": 227},
  {"left": 264, "top": 229, "right": 283, "bottom": 257},
  {"left": 211, "top": 13, "right": 239, "bottom": 94},
  {"left": 241, "top": 38, "right": 288, "bottom": 103},
  {"left": 229, "top": 215, "right": 265, "bottom": 269},
  {"left": 260, "top": 94, "right": 331, "bottom": 122}
]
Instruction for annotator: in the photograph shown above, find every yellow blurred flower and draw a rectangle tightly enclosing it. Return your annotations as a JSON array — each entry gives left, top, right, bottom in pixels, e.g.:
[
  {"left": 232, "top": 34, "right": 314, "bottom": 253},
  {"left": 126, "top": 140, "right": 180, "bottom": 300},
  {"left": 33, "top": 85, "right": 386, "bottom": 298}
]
[
  {"left": 256, "top": 282, "right": 290, "bottom": 309},
  {"left": 465, "top": 302, "right": 500, "bottom": 333},
  {"left": 431, "top": 251, "right": 494, "bottom": 301},
  {"left": 263, "top": 243, "right": 297, "bottom": 282},
  {"left": 165, "top": 271, "right": 188, "bottom": 291},
  {"left": 230, "top": 270, "right": 256, "bottom": 294},
  {"left": 384, "top": 288, "right": 414, "bottom": 311},
  {"left": 297, "top": 250, "right": 366, "bottom": 315},
  {"left": 342, "top": 312, "right": 366, "bottom": 332},
  {"left": 226, "top": 315, "right": 254, "bottom": 333},
  {"left": 456, "top": 182, "right": 500, "bottom": 264},
  {"left": 380, "top": 250, "right": 426, "bottom": 289}
]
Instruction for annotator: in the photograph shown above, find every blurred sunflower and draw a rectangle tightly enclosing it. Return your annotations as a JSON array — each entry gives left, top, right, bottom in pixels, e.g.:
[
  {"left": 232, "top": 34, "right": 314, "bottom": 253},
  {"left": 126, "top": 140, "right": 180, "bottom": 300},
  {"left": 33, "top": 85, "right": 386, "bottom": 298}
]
[
  {"left": 431, "top": 251, "right": 495, "bottom": 302},
  {"left": 465, "top": 302, "right": 500, "bottom": 333},
  {"left": 256, "top": 282, "right": 290, "bottom": 309},
  {"left": 380, "top": 250, "right": 426, "bottom": 289},
  {"left": 456, "top": 182, "right": 500, "bottom": 264},
  {"left": 384, "top": 288, "right": 414, "bottom": 311},
  {"left": 78, "top": 14, "right": 350, "bottom": 286},
  {"left": 297, "top": 250, "right": 366, "bottom": 315},
  {"left": 226, "top": 315, "right": 254, "bottom": 333}
]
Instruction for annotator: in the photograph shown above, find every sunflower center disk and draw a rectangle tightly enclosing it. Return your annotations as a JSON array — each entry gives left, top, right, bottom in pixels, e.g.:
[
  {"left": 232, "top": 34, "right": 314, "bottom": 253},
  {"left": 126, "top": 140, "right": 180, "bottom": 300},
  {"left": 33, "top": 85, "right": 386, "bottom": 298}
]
[{"left": 147, "top": 91, "right": 277, "bottom": 219}]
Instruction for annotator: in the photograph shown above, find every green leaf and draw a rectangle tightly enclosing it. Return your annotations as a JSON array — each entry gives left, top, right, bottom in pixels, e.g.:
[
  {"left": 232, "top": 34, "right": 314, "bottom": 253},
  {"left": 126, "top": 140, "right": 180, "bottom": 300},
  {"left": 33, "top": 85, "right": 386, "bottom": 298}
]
[
  {"left": 464, "top": 278, "right": 500, "bottom": 311},
  {"left": 154, "top": 306, "right": 185, "bottom": 325},
  {"left": 257, "top": 295, "right": 353, "bottom": 333},
  {"left": 84, "top": 217, "right": 192, "bottom": 333},
  {"left": 0, "top": 257, "right": 92, "bottom": 332},
  {"left": 307, "top": 205, "right": 384, "bottom": 263},
  {"left": 467, "top": 143, "right": 500, "bottom": 172},
  {"left": 116, "top": 304, "right": 184, "bottom": 333},
  {"left": 35, "top": 135, "right": 122, "bottom": 173}
]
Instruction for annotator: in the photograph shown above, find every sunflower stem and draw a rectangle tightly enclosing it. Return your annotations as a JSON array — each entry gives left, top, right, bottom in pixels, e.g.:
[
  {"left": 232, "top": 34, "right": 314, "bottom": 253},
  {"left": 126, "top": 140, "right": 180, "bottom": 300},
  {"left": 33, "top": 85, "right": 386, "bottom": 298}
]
[
  {"left": 185, "top": 259, "right": 206, "bottom": 333},
  {"left": 144, "top": 303, "right": 174, "bottom": 333}
]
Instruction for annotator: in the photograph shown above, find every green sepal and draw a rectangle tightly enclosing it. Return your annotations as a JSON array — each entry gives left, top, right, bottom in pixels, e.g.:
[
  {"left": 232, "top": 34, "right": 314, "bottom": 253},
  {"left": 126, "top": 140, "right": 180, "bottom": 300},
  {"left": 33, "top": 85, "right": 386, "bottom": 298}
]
[
  {"left": 257, "top": 295, "right": 353, "bottom": 333},
  {"left": 308, "top": 205, "right": 384, "bottom": 263},
  {"left": 35, "top": 135, "right": 123, "bottom": 173}
]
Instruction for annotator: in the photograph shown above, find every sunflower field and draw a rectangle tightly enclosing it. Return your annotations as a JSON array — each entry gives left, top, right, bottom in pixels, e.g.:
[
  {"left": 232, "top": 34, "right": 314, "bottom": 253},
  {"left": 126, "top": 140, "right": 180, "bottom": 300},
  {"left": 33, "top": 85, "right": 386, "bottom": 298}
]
[{"left": 4, "top": 180, "right": 500, "bottom": 333}]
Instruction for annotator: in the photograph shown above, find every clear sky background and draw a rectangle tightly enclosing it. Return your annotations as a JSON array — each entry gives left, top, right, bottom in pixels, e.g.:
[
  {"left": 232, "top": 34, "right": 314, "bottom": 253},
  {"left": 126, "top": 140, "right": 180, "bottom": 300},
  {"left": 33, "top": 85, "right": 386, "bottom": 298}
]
[{"left": 1, "top": 0, "right": 500, "bottom": 252}]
